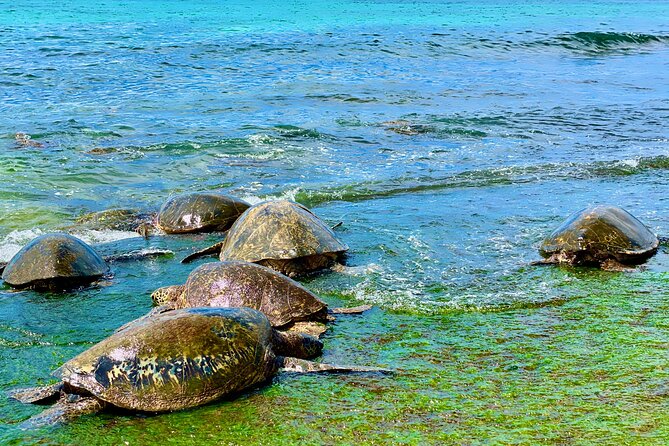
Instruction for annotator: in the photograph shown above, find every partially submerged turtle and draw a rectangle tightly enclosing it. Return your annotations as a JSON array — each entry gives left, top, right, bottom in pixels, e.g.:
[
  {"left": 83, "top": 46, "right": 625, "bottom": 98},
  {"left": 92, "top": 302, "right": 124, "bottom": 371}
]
[
  {"left": 537, "top": 205, "right": 659, "bottom": 270},
  {"left": 10, "top": 307, "right": 388, "bottom": 427},
  {"left": 0, "top": 233, "right": 172, "bottom": 291},
  {"left": 155, "top": 193, "right": 250, "bottom": 234},
  {"left": 1, "top": 233, "right": 110, "bottom": 291},
  {"left": 151, "top": 261, "right": 371, "bottom": 337},
  {"left": 76, "top": 209, "right": 154, "bottom": 233},
  {"left": 77, "top": 193, "right": 249, "bottom": 238},
  {"left": 183, "top": 200, "right": 349, "bottom": 277}
]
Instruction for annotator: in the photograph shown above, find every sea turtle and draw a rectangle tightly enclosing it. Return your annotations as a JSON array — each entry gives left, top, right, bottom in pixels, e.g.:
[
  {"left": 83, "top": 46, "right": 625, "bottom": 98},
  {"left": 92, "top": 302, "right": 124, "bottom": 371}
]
[
  {"left": 155, "top": 193, "right": 250, "bottom": 234},
  {"left": 150, "top": 261, "right": 371, "bottom": 337},
  {"left": 76, "top": 209, "right": 154, "bottom": 233},
  {"left": 536, "top": 205, "right": 659, "bottom": 270},
  {"left": 0, "top": 233, "right": 172, "bottom": 291},
  {"left": 182, "top": 200, "right": 349, "bottom": 277},
  {"left": 1, "top": 233, "right": 110, "bottom": 291},
  {"left": 9, "top": 307, "right": 389, "bottom": 427},
  {"left": 77, "top": 193, "right": 250, "bottom": 238}
]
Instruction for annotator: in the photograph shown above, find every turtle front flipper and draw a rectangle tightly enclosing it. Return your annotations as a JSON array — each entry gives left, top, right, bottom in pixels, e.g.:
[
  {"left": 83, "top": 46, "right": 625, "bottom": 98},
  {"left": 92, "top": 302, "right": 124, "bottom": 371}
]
[
  {"left": 19, "top": 395, "right": 104, "bottom": 429},
  {"left": 8, "top": 383, "right": 63, "bottom": 404},
  {"left": 600, "top": 259, "right": 636, "bottom": 272},
  {"left": 181, "top": 240, "right": 226, "bottom": 264},
  {"left": 279, "top": 357, "right": 393, "bottom": 374}
]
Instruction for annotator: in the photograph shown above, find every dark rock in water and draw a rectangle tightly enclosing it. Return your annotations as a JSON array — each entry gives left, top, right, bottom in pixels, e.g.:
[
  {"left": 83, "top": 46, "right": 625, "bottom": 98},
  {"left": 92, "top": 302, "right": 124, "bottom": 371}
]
[{"left": 1, "top": 233, "right": 109, "bottom": 291}]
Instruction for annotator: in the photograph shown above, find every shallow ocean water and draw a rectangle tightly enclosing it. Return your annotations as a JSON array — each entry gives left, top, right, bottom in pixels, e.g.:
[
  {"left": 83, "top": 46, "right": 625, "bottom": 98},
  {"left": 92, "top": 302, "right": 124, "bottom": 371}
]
[{"left": 1, "top": 0, "right": 669, "bottom": 444}]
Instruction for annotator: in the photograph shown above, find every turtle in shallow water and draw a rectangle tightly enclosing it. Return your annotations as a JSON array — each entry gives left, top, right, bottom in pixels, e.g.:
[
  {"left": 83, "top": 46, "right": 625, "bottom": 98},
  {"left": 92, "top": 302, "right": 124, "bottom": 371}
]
[
  {"left": 155, "top": 192, "right": 250, "bottom": 234},
  {"left": 182, "top": 200, "right": 349, "bottom": 277},
  {"left": 0, "top": 232, "right": 172, "bottom": 291},
  {"left": 1, "top": 233, "right": 110, "bottom": 291},
  {"left": 150, "top": 261, "right": 371, "bottom": 337},
  {"left": 537, "top": 205, "right": 659, "bottom": 270},
  {"left": 9, "top": 307, "right": 388, "bottom": 427},
  {"left": 76, "top": 209, "right": 154, "bottom": 233},
  {"left": 77, "top": 193, "right": 249, "bottom": 238}
]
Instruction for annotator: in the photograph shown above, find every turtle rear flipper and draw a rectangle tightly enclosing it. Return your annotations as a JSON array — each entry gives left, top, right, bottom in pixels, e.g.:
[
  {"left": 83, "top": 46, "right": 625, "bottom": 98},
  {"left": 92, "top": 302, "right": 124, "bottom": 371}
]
[
  {"left": 19, "top": 395, "right": 104, "bottom": 429},
  {"left": 8, "top": 383, "right": 63, "bottom": 404},
  {"left": 181, "top": 240, "right": 226, "bottom": 264},
  {"left": 279, "top": 357, "right": 393, "bottom": 374}
]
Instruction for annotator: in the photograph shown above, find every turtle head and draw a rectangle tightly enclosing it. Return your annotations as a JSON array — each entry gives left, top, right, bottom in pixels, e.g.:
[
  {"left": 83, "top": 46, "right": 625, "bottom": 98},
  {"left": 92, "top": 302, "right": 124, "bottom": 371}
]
[
  {"left": 135, "top": 222, "right": 155, "bottom": 239},
  {"left": 272, "top": 330, "right": 323, "bottom": 359},
  {"left": 151, "top": 285, "right": 184, "bottom": 306}
]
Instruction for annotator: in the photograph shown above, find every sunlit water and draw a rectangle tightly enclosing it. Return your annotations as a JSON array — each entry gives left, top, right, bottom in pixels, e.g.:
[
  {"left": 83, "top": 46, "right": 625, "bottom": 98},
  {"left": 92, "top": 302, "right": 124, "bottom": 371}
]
[{"left": 2, "top": 0, "right": 669, "bottom": 443}]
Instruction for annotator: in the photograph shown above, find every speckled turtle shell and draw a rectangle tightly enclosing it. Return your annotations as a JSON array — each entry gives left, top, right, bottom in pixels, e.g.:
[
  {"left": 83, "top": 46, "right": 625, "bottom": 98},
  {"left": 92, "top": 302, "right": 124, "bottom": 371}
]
[
  {"left": 52, "top": 307, "right": 321, "bottom": 412},
  {"left": 156, "top": 193, "right": 250, "bottom": 234},
  {"left": 219, "top": 200, "right": 348, "bottom": 276},
  {"left": 539, "top": 205, "right": 659, "bottom": 266},
  {"left": 1, "top": 233, "right": 109, "bottom": 290},
  {"left": 151, "top": 261, "right": 328, "bottom": 328}
]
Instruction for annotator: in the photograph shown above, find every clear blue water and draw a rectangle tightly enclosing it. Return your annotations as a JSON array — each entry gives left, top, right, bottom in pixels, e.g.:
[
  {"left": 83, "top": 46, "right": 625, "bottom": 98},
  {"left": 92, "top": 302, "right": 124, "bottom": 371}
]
[{"left": 2, "top": 1, "right": 669, "bottom": 444}]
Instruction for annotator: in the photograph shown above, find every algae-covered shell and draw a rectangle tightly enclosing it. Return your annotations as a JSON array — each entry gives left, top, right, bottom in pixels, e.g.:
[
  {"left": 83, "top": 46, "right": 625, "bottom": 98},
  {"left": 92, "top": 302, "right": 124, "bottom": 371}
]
[
  {"left": 157, "top": 261, "right": 328, "bottom": 328},
  {"left": 540, "top": 205, "right": 658, "bottom": 264},
  {"left": 220, "top": 200, "right": 348, "bottom": 276},
  {"left": 1, "top": 233, "right": 109, "bottom": 290},
  {"left": 76, "top": 209, "right": 152, "bottom": 232},
  {"left": 54, "top": 307, "right": 283, "bottom": 412},
  {"left": 156, "top": 193, "right": 250, "bottom": 234}
]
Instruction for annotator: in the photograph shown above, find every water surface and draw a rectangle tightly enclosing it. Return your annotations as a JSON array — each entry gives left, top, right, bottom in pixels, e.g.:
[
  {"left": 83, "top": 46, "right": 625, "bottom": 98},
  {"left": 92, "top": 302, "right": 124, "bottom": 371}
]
[{"left": 1, "top": 0, "right": 669, "bottom": 444}]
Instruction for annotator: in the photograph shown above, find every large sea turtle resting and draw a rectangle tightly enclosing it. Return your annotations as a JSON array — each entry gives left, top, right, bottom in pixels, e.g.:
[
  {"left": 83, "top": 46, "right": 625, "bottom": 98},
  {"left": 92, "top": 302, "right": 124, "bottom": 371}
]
[
  {"left": 0, "top": 233, "right": 172, "bottom": 291},
  {"left": 182, "top": 200, "right": 349, "bottom": 277},
  {"left": 77, "top": 192, "right": 250, "bottom": 238},
  {"left": 150, "top": 261, "right": 371, "bottom": 337},
  {"left": 1, "top": 233, "right": 110, "bottom": 291},
  {"left": 9, "top": 307, "right": 389, "bottom": 427},
  {"left": 536, "top": 204, "right": 659, "bottom": 270}
]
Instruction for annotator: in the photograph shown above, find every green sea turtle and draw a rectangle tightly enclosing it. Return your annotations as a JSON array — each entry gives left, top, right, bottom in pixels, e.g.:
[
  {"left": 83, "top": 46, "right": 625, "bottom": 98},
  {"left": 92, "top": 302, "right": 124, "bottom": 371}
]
[
  {"left": 536, "top": 205, "right": 659, "bottom": 270},
  {"left": 1, "top": 233, "right": 110, "bottom": 291},
  {"left": 155, "top": 193, "right": 250, "bottom": 234},
  {"left": 0, "top": 233, "right": 172, "bottom": 291},
  {"left": 182, "top": 200, "right": 349, "bottom": 277},
  {"left": 150, "top": 261, "right": 371, "bottom": 337},
  {"left": 9, "top": 307, "right": 389, "bottom": 427},
  {"left": 77, "top": 193, "right": 249, "bottom": 238},
  {"left": 76, "top": 209, "right": 154, "bottom": 233}
]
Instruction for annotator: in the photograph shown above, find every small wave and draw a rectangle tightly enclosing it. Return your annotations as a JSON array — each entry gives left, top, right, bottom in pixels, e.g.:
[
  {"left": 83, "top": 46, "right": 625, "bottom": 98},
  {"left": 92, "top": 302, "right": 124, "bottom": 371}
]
[
  {"left": 287, "top": 155, "right": 669, "bottom": 208},
  {"left": 541, "top": 31, "right": 669, "bottom": 55}
]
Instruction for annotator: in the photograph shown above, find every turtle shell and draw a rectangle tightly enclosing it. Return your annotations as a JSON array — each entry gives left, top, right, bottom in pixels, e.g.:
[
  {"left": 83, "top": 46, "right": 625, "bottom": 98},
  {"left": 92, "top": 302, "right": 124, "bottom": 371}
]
[
  {"left": 156, "top": 193, "right": 250, "bottom": 234},
  {"left": 2, "top": 233, "right": 109, "bottom": 290},
  {"left": 76, "top": 209, "right": 153, "bottom": 232},
  {"left": 54, "top": 307, "right": 280, "bottom": 412},
  {"left": 174, "top": 261, "right": 328, "bottom": 328},
  {"left": 220, "top": 200, "right": 348, "bottom": 275},
  {"left": 540, "top": 205, "right": 658, "bottom": 264}
]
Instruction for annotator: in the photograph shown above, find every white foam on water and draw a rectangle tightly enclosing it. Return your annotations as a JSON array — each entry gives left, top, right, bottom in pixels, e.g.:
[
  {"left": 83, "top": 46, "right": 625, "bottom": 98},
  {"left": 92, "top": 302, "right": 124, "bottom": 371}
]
[{"left": 240, "top": 187, "right": 302, "bottom": 205}]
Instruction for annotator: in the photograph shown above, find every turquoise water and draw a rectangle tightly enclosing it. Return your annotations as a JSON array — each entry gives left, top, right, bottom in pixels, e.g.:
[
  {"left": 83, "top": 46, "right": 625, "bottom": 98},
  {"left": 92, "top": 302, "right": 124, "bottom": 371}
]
[{"left": 2, "top": 0, "right": 669, "bottom": 444}]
